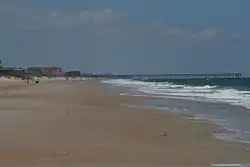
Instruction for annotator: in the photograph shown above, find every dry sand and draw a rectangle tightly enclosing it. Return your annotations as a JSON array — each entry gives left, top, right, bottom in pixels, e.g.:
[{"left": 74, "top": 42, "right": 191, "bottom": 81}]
[{"left": 0, "top": 79, "right": 250, "bottom": 167}]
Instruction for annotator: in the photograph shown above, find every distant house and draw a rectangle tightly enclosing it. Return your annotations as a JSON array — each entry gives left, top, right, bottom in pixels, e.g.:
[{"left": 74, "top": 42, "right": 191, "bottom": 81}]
[
  {"left": 0, "top": 60, "right": 25, "bottom": 77},
  {"left": 82, "top": 72, "right": 94, "bottom": 77},
  {"left": 27, "top": 67, "right": 62, "bottom": 76},
  {"left": 0, "top": 67, "right": 25, "bottom": 77},
  {"left": 65, "top": 70, "right": 81, "bottom": 77}
]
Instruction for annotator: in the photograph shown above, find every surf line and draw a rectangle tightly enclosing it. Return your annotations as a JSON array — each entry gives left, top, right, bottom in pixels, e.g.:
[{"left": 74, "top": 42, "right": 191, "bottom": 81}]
[{"left": 211, "top": 164, "right": 250, "bottom": 167}]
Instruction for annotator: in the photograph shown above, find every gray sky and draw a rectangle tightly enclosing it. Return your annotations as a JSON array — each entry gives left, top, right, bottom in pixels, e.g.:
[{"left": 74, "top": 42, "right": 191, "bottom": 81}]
[{"left": 0, "top": 0, "right": 250, "bottom": 74}]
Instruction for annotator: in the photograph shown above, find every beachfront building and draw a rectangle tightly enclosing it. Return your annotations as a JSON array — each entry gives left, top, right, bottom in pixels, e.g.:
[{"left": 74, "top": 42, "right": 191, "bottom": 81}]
[
  {"left": 0, "top": 60, "right": 26, "bottom": 77},
  {"left": 0, "top": 67, "right": 26, "bottom": 78},
  {"left": 65, "top": 70, "right": 81, "bottom": 77},
  {"left": 27, "top": 66, "right": 63, "bottom": 77}
]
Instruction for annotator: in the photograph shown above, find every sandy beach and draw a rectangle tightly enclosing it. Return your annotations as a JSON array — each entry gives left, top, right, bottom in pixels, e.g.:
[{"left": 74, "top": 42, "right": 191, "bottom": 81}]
[{"left": 0, "top": 79, "right": 250, "bottom": 167}]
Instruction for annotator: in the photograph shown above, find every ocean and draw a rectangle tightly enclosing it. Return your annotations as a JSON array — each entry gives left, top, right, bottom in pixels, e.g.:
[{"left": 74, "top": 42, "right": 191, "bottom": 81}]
[{"left": 101, "top": 78, "right": 250, "bottom": 144}]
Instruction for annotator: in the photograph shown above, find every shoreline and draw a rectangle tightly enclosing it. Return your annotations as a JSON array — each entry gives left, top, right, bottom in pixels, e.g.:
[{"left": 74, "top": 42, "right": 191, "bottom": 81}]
[
  {"left": 125, "top": 102, "right": 250, "bottom": 145},
  {"left": 104, "top": 81, "right": 250, "bottom": 146},
  {"left": 0, "top": 79, "right": 250, "bottom": 166},
  {"left": 127, "top": 103, "right": 250, "bottom": 147}
]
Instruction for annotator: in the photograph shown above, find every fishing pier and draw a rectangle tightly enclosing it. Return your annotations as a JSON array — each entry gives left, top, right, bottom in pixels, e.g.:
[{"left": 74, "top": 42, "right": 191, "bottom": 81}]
[
  {"left": 94, "top": 73, "right": 242, "bottom": 81},
  {"left": 131, "top": 73, "right": 242, "bottom": 81}
]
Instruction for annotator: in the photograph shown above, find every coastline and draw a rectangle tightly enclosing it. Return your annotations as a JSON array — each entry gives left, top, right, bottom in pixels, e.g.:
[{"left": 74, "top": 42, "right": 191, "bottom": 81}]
[
  {"left": 103, "top": 79, "right": 250, "bottom": 145},
  {"left": 0, "top": 78, "right": 250, "bottom": 167}
]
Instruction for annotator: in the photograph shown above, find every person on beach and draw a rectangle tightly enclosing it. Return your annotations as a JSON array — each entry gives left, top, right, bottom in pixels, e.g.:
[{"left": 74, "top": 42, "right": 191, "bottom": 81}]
[{"left": 26, "top": 74, "right": 30, "bottom": 84}]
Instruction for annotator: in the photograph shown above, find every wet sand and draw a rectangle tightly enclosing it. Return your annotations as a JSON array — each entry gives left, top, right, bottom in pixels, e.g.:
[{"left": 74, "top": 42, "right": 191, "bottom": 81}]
[{"left": 0, "top": 79, "right": 250, "bottom": 167}]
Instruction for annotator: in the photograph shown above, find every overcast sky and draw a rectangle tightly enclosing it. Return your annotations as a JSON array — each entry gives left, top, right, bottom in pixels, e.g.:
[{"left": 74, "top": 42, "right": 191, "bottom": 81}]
[{"left": 0, "top": 0, "right": 249, "bottom": 74}]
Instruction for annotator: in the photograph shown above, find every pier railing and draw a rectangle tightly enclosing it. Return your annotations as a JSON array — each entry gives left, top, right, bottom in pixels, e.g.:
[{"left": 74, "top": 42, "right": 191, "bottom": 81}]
[
  {"left": 92, "top": 73, "right": 242, "bottom": 81},
  {"left": 131, "top": 73, "right": 242, "bottom": 81}
]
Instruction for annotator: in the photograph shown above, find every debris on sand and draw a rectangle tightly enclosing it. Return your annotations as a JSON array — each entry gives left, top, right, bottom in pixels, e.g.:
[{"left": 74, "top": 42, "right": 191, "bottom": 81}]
[
  {"left": 159, "top": 132, "right": 168, "bottom": 137},
  {"left": 244, "top": 148, "right": 250, "bottom": 153},
  {"left": 61, "top": 151, "right": 69, "bottom": 156}
]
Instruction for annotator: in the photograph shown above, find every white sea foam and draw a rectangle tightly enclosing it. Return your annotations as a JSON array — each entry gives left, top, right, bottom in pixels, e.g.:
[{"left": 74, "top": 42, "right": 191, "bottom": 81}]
[
  {"left": 211, "top": 164, "right": 250, "bottom": 167},
  {"left": 102, "top": 79, "right": 250, "bottom": 109},
  {"left": 186, "top": 116, "right": 227, "bottom": 125}
]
